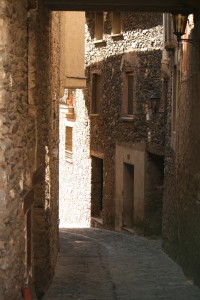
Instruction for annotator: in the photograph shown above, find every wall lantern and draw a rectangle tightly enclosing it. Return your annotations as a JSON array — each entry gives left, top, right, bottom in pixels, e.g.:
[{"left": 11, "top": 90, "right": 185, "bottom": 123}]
[
  {"left": 149, "top": 94, "right": 160, "bottom": 112},
  {"left": 172, "top": 12, "right": 199, "bottom": 46}
]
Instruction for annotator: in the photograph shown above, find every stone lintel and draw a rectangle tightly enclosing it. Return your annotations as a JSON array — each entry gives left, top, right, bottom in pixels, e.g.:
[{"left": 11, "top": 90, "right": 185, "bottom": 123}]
[
  {"left": 146, "top": 142, "right": 164, "bottom": 156},
  {"left": 90, "top": 150, "right": 104, "bottom": 159}
]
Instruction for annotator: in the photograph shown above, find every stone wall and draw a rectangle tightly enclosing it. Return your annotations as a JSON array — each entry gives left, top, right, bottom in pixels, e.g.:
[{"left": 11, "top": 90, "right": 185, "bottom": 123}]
[
  {"left": 163, "top": 13, "right": 200, "bottom": 287},
  {"left": 48, "top": 10, "right": 60, "bottom": 294},
  {"left": 0, "top": 1, "right": 60, "bottom": 298},
  {"left": 85, "top": 12, "right": 164, "bottom": 229},
  {"left": 29, "top": 5, "right": 60, "bottom": 298},
  {"left": 59, "top": 89, "right": 91, "bottom": 227},
  {"left": 0, "top": 1, "right": 29, "bottom": 299}
]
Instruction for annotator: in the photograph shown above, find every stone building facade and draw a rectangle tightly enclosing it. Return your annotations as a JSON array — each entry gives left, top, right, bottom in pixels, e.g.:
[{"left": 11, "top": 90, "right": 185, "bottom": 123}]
[
  {"left": 31, "top": 8, "right": 60, "bottom": 298},
  {"left": 59, "top": 88, "right": 91, "bottom": 227},
  {"left": 0, "top": 1, "right": 60, "bottom": 299},
  {"left": 85, "top": 12, "right": 165, "bottom": 234},
  {"left": 58, "top": 12, "right": 91, "bottom": 227},
  {"left": 0, "top": 2, "right": 29, "bottom": 298},
  {"left": 162, "top": 13, "right": 200, "bottom": 287}
]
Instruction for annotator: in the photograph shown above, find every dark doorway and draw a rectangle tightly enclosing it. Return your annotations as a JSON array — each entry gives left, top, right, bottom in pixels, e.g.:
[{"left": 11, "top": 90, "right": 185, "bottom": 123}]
[
  {"left": 91, "top": 156, "right": 104, "bottom": 218},
  {"left": 123, "top": 163, "right": 134, "bottom": 228},
  {"left": 145, "top": 153, "right": 164, "bottom": 235}
]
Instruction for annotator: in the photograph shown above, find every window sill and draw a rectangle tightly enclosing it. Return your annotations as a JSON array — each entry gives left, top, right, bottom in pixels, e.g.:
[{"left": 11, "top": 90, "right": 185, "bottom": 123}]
[
  {"left": 65, "top": 151, "right": 73, "bottom": 162},
  {"left": 91, "top": 217, "right": 103, "bottom": 225},
  {"left": 65, "top": 158, "right": 73, "bottom": 164},
  {"left": 93, "top": 39, "right": 106, "bottom": 46},
  {"left": 165, "top": 40, "right": 176, "bottom": 50},
  {"left": 90, "top": 113, "right": 99, "bottom": 117},
  {"left": 120, "top": 115, "right": 134, "bottom": 122},
  {"left": 111, "top": 33, "right": 123, "bottom": 40}
]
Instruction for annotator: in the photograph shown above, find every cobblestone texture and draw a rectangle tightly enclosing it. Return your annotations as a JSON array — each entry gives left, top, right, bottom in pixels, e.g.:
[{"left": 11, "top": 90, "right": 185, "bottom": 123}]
[{"left": 43, "top": 228, "right": 200, "bottom": 300}]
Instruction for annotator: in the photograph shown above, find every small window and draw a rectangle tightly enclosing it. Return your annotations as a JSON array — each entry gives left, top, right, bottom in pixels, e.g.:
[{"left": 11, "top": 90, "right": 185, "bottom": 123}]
[
  {"left": 171, "top": 64, "right": 180, "bottom": 149},
  {"left": 121, "top": 72, "right": 135, "bottom": 117},
  {"left": 91, "top": 73, "right": 101, "bottom": 114},
  {"left": 127, "top": 74, "right": 134, "bottom": 115},
  {"left": 95, "top": 12, "right": 104, "bottom": 40},
  {"left": 65, "top": 126, "right": 73, "bottom": 160},
  {"left": 112, "top": 12, "right": 122, "bottom": 35},
  {"left": 172, "top": 65, "right": 177, "bottom": 133}
]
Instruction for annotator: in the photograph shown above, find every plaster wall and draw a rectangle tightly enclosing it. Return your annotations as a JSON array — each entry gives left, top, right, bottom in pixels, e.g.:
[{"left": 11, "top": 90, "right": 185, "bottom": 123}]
[
  {"left": 60, "top": 11, "right": 86, "bottom": 95},
  {"left": 115, "top": 143, "right": 146, "bottom": 231},
  {"left": 59, "top": 89, "right": 91, "bottom": 227}
]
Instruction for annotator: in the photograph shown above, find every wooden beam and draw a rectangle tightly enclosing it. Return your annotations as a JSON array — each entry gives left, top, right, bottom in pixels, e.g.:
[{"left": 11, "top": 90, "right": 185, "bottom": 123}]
[{"left": 43, "top": 0, "right": 200, "bottom": 12}]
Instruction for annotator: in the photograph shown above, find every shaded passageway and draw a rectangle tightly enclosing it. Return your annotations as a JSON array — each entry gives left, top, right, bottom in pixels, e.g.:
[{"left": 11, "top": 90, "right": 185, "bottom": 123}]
[{"left": 43, "top": 228, "right": 200, "bottom": 300}]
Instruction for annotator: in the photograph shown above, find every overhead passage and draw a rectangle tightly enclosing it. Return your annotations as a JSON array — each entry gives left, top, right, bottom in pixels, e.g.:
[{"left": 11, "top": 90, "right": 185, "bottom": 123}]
[{"left": 43, "top": 0, "right": 200, "bottom": 12}]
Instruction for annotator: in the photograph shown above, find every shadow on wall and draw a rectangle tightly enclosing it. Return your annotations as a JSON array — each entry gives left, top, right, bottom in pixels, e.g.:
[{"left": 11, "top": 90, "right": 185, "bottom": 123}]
[
  {"left": 87, "top": 48, "right": 163, "bottom": 151},
  {"left": 87, "top": 11, "right": 163, "bottom": 39},
  {"left": 86, "top": 49, "right": 164, "bottom": 231}
]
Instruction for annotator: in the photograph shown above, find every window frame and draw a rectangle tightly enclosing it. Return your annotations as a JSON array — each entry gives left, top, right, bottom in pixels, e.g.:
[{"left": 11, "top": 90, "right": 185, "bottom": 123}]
[
  {"left": 95, "top": 12, "right": 104, "bottom": 41},
  {"left": 121, "top": 71, "right": 136, "bottom": 118},
  {"left": 112, "top": 12, "right": 122, "bottom": 36},
  {"left": 65, "top": 125, "right": 73, "bottom": 161},
  {"left": 171, "top": 61, "right": 180, "bottom": 149},
  {"left": 91, "top": 72, "right": 102, "bottom": 115}
]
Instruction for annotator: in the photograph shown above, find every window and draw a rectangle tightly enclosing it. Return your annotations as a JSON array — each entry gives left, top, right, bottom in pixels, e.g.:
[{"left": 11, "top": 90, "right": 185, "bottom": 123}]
[
  {"left": 172, "top": 65, "right": 177, "bottom": 133},
  {"left": 164, "top": 13, "right": 174, "bottom": 43},
  {"left": 171, "top": 63, "right": 180, "bottom": 149},
  {"left": 95, "top": 12, "right": 104, "bottom": 41},
  {"left": 122, "top": 72, "right": 135, "bottom": 117},
  {"left": 127, "top": 74, "right": 134, "bottom": 115},
  {"left": 91, "top": 156, "right": 104, "bottom": 218},
  {"left": 91, "top": 73, "right": 101, "bottom": 114},
  {"left": 65, "top": 126, "right": 73, "bottom": 160},
  {"left": 112, "top": 12, "right": 122, "bottom": 35}
]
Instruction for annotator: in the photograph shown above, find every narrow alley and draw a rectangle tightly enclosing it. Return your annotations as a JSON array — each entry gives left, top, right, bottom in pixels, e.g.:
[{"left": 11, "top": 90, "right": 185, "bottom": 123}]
[
  {"left": 2, "top": 1, "right": 200, "bottom": 298},
  {"left": 43, "top": 228, "right": 200, "bottom": 300}
]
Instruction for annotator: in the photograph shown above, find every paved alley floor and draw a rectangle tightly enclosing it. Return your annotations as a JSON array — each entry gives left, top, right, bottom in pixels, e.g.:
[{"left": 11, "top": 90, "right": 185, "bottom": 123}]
[{"left": 43, "top": 228, "right": 200, "bottom": 300}]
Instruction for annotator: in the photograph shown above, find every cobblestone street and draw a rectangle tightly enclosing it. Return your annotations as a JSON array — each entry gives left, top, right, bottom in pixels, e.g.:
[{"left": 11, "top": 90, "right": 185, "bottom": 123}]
[{"left": 43, "top": 228, "right": 200, "bottom": 300}]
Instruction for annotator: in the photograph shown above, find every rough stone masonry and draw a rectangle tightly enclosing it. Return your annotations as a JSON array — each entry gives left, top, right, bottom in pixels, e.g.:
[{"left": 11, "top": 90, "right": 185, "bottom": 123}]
[{"left": 0, "top": 1, "right": 60, "bottom": 299}]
